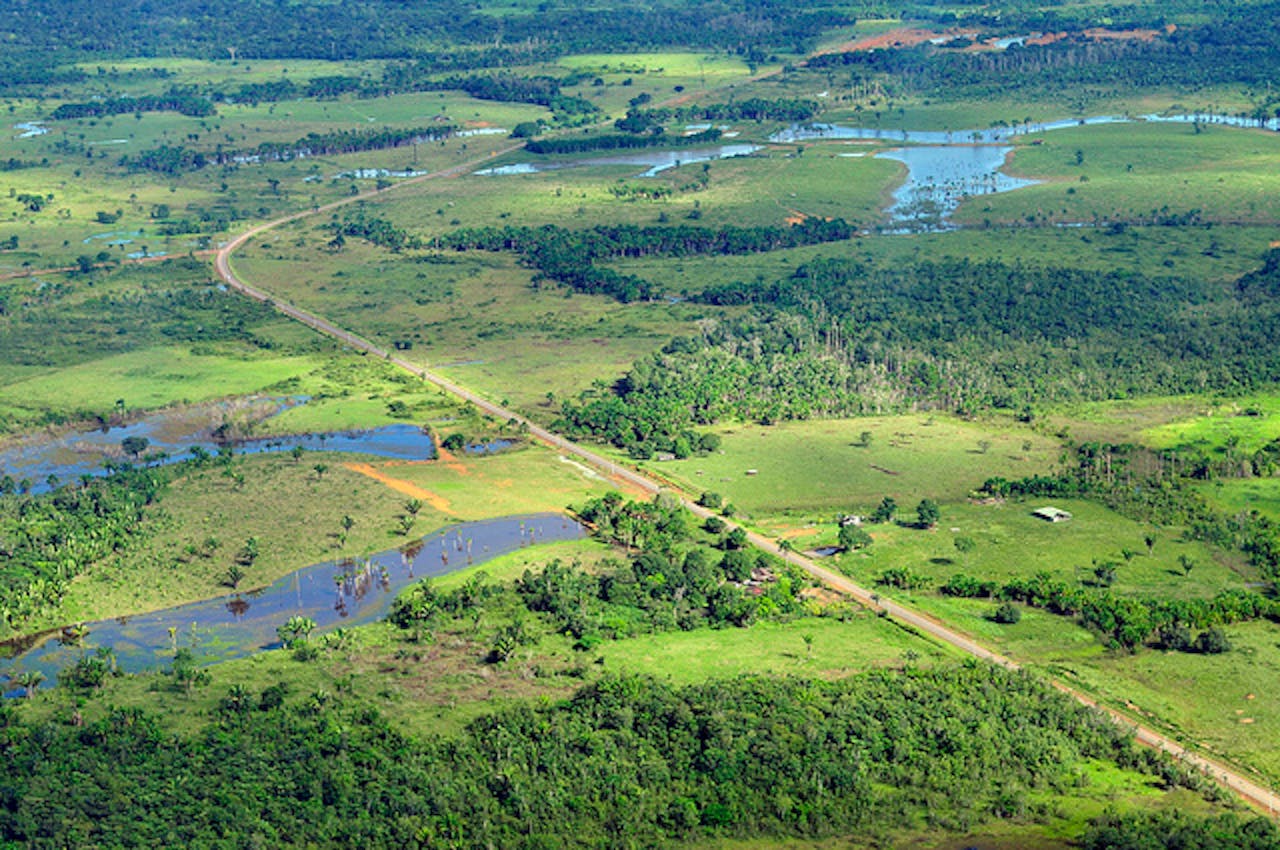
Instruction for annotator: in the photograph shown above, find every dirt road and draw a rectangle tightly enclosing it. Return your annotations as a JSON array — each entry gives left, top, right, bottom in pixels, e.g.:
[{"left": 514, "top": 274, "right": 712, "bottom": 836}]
[{"left": 214, "top": 146, "right": 1280, "bottom": 819}]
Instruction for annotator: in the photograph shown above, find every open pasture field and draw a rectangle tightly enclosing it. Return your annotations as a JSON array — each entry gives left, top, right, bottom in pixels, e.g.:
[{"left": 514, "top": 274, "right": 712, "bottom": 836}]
[
  {"left": 832, "top": 498, "right": 1245, "bottom": 601},
  {"left": 609, "top": 222, "right": 1278, "bottom": 296},
  {"left": 1141, "top": 391, "right": 1280, "bottom": 453},
  {"left": 653, "top": 414, "right": 1060, "bottom": 520},
  {"left": 361, "top": 142, "right": 896, "bottom": 234},
  {"left": 0, "top": 88, "right": 532, "bottom": 269},
  {"left": 230, "top": 230, "right": 717, "bottom": 413},
  {"left": 965, "top": 122, "right": 1280, "bottom": 226},
  {"left": 1200, "top": 479, "right": 1280, "bottom": 523}
]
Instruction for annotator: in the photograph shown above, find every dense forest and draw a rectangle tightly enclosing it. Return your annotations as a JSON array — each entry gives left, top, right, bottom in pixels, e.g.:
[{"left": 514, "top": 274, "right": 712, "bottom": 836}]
[
  {"left": 556, "top": 249, "right": 1280, "bottom": 455},
  {"left": 0, "top": 665, "right": 1237, "bottom": 848},
  {"left": 0, "top": 0, "right": 851, "bottom": 75}
]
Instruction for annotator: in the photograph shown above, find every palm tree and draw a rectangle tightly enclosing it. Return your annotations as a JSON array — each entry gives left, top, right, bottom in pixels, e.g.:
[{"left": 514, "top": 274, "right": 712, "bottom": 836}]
[{"left": 15, "top": 670, "right": 44, "bottom": 698}]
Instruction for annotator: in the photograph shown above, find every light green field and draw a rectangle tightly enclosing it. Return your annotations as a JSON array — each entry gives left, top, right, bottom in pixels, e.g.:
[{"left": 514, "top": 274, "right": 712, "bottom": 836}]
[
  {"left": 599, "top": 614, "right": 955, "bottom": 683},
  {"left": 1142, "top": 392, "right": 1280, "bottom": 453},
  {"left": 653, "top": 414, "right": 1059, "bottom": 520},
  {"left": 609, "top": 224, "right": 1278, "bottom": 296},
  {"left": 0, "top": 346, "right": 321, "bottom": 422},
  {"left": 966, "top": 122, "right": 1280, "bottom": 225},
  {"left": 1199, "top": 479, "right": 1280, "bottom": 522},
  {"left": 832, "top": 499, "right": 1244, "bottom": 601}
]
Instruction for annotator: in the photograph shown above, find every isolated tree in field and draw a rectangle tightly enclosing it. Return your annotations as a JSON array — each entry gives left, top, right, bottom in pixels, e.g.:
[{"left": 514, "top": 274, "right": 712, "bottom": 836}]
[
  {"left": 1144, "top": 533, "right": 1157, "bottom": 555},
  {"left": 1179, "top": 554, "right": 1195, "bottom": 577},
  {"left": 121, "top": 435, "right": 149, "bottom": 459},
  {"left": 236, "top": 536, "right": 259, "bottom": 567},
  {"left": 291, "top": 445, "right": 305, "bottom": 462},
  {"left": 224, "top": 563, "right": 246, "bottom": 590},
  {"left": 1093, "top": 560, "right": 1118, "bottom": 587},
  {"left": 312, "top": 462, "right": 328, "bottom": 480},
  {"left": 976, "top": 439, "right": 991, "bottom": 454},
  {"left": 870, "top": 496, "right": 897, "bottom": 524},
  {"left": 857, "top": 430, "right": 873, "bottom": 448},
  {"left": 170, "top": 648, "right": 211, "bottom": 696},
  {"left": 1194, "top": 626, "right": 1231, "bottom": 654},
  {"left": 916, "top": 499, "right": 940, "bottom": 529},
  {"left": 838, "top": 524, "right": 872, "bottom": 551},
  {"left": 954, "top": 536, "right": 976, "bottom": 556},
  {"left": 276, "top": 615, "right": 316, "bottom": 649},
  {"left": 404, "top": 498, "right": 423, "bottom": 516},
  {"left": 992, "top": 602, "right": 1021, "bottom": 624}
]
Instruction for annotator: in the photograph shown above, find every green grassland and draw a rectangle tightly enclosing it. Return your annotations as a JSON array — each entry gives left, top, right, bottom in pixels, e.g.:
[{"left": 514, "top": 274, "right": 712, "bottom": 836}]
[
  {"left": 834, "top": 499, "right": 1244, "bottom": 600},
  {"left": 966, "top": 122, "right": 1280, "bottom": 226},
  {"left": 608, "top": 222, "right": 1278, "bottom": 298},
  {"left": 1142, "top": 391, "right": 1280, "bottom": 453},
  {"left": 0, "top": 87, "right": 536, "bottom": 269},
  {"left": 653, "top": 414, "right": 1060, "bottom": 519},
  {"left": 229, "top": 231, "right": 718, "bottom": 414}
]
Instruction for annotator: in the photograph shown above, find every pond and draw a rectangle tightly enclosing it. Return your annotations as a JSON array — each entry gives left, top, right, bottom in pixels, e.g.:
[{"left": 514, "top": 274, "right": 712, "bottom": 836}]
[
  {"left": 0, "top": 513, "right": 585, "bottom": 695},
  {"left": 771, "top": 113, "right": 1280, "bottom": 231},
  {"left": 0, "top": 398, "right": 436, "bottom": 495},
  {"left": 474, "top": 143, "right": 762, "bottom": 178}
]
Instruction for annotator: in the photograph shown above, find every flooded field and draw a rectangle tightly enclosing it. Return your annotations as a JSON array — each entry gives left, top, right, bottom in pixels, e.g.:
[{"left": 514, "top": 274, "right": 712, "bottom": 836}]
[{"left": 1, "top": 513, "right": 584, "bottom": 694}]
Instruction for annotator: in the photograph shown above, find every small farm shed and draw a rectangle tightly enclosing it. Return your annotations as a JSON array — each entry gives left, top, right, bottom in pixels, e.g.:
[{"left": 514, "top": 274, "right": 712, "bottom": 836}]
[{"left": 1032, "top": 506, "right": 1072, "bottom": 523}]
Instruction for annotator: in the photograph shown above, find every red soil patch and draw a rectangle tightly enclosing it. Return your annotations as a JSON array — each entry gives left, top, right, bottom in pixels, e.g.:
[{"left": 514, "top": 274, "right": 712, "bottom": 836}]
[{"left": 826, "top": 27, "right": 977, "bottom": 53}]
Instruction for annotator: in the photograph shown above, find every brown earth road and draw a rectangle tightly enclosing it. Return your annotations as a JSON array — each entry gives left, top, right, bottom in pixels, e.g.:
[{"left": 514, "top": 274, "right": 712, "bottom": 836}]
[{"left": 214, "top": 145, "right": 1280, "bottom": 819}]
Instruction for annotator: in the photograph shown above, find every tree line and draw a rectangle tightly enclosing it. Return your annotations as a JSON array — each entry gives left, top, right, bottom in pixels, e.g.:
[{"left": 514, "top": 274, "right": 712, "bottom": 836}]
[
  {"left": 50, "top": 90, "right": 215, "bottom": 120},
  {"left": 434, "top": 218, "right": 855, "bottom": 303},
  {"left": 525, "top": 127, "right": 722, "bottom": 155},
  {"left": 121, "top": 124, "right": 455, "bottom": 174}
]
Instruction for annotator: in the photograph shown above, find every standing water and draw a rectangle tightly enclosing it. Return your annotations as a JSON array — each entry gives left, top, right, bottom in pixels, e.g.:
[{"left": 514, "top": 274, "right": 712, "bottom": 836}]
[{"left": 0, "top": 514, "right": 585, "bottom": 695}]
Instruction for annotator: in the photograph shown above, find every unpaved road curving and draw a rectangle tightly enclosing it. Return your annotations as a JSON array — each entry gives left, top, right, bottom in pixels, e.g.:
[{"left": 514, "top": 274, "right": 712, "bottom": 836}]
[{"left": 214, "top": 145, "right": 1280, "bottom": 819}]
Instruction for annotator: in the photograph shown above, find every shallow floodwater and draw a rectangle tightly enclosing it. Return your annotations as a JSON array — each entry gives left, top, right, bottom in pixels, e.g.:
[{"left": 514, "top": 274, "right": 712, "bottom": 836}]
[
  {"left": 475, "top": 144, "right": 762, "bottom": 177},
  {"left": 0, "top": 400, "right": 436, "bottom": 495},
  {"left": 771, "top": 112, "right": 1278, "bottom": 231},
  {"left": 0, "top": 513, "right": 585, "bottom": 695}
]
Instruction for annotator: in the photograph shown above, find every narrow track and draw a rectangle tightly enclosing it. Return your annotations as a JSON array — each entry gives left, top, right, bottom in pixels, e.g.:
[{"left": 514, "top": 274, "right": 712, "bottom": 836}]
[{"left": 214, "top": 146, "right": 1280, "bottom": 819}]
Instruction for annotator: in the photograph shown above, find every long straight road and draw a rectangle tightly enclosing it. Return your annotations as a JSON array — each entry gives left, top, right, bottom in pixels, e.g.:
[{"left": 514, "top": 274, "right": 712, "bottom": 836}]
[{"left": 214, "top": 145, "right": 1280, "bottom": 820}]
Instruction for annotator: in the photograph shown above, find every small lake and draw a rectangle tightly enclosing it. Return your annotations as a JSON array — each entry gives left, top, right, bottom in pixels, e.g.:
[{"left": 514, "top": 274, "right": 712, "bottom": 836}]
[
  {"left": 771, "top": 113, "right": 1280, "bottom": 231},
  {"left": 0, "top": 399, "right": 436, "bottom": 495},
  {"left": 0, "top": 513, "right": 585, "bottom": 695},
  {"left": 475, "top": 144, "right": 762, "bottom": 178}
]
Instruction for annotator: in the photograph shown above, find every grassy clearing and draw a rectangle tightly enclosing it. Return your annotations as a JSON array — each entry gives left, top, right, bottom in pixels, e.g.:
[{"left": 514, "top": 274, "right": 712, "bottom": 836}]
[
  {"left": 0, "top": 346, "right": 321, "bottom": 423},
  {"left": 598, "top": 614, "right": 956, "bottom": 683},
  {"left": 608, "top": 223, "right": 1278, "bottom": 297},
  {"left": 1199, "top": 478, "right": 1280, "bottom": 522},
  {"left": 0, "top": 87, "right": 530, "bottom": 269},
  {"left": 965, "top": 122, "right": 1280, "bottom": 225},
  {"left": 1141, "top": 391, "right": 1280, "bottom": 453},
  {"left": 230, "top": 232, "right": 713, "bottom": 414},
  {"left": 829, "top": 499, "right": 1244, "bottom": 601},
  {"left": 651, "top": 414, "right": 1058, "bottom": 520}
]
